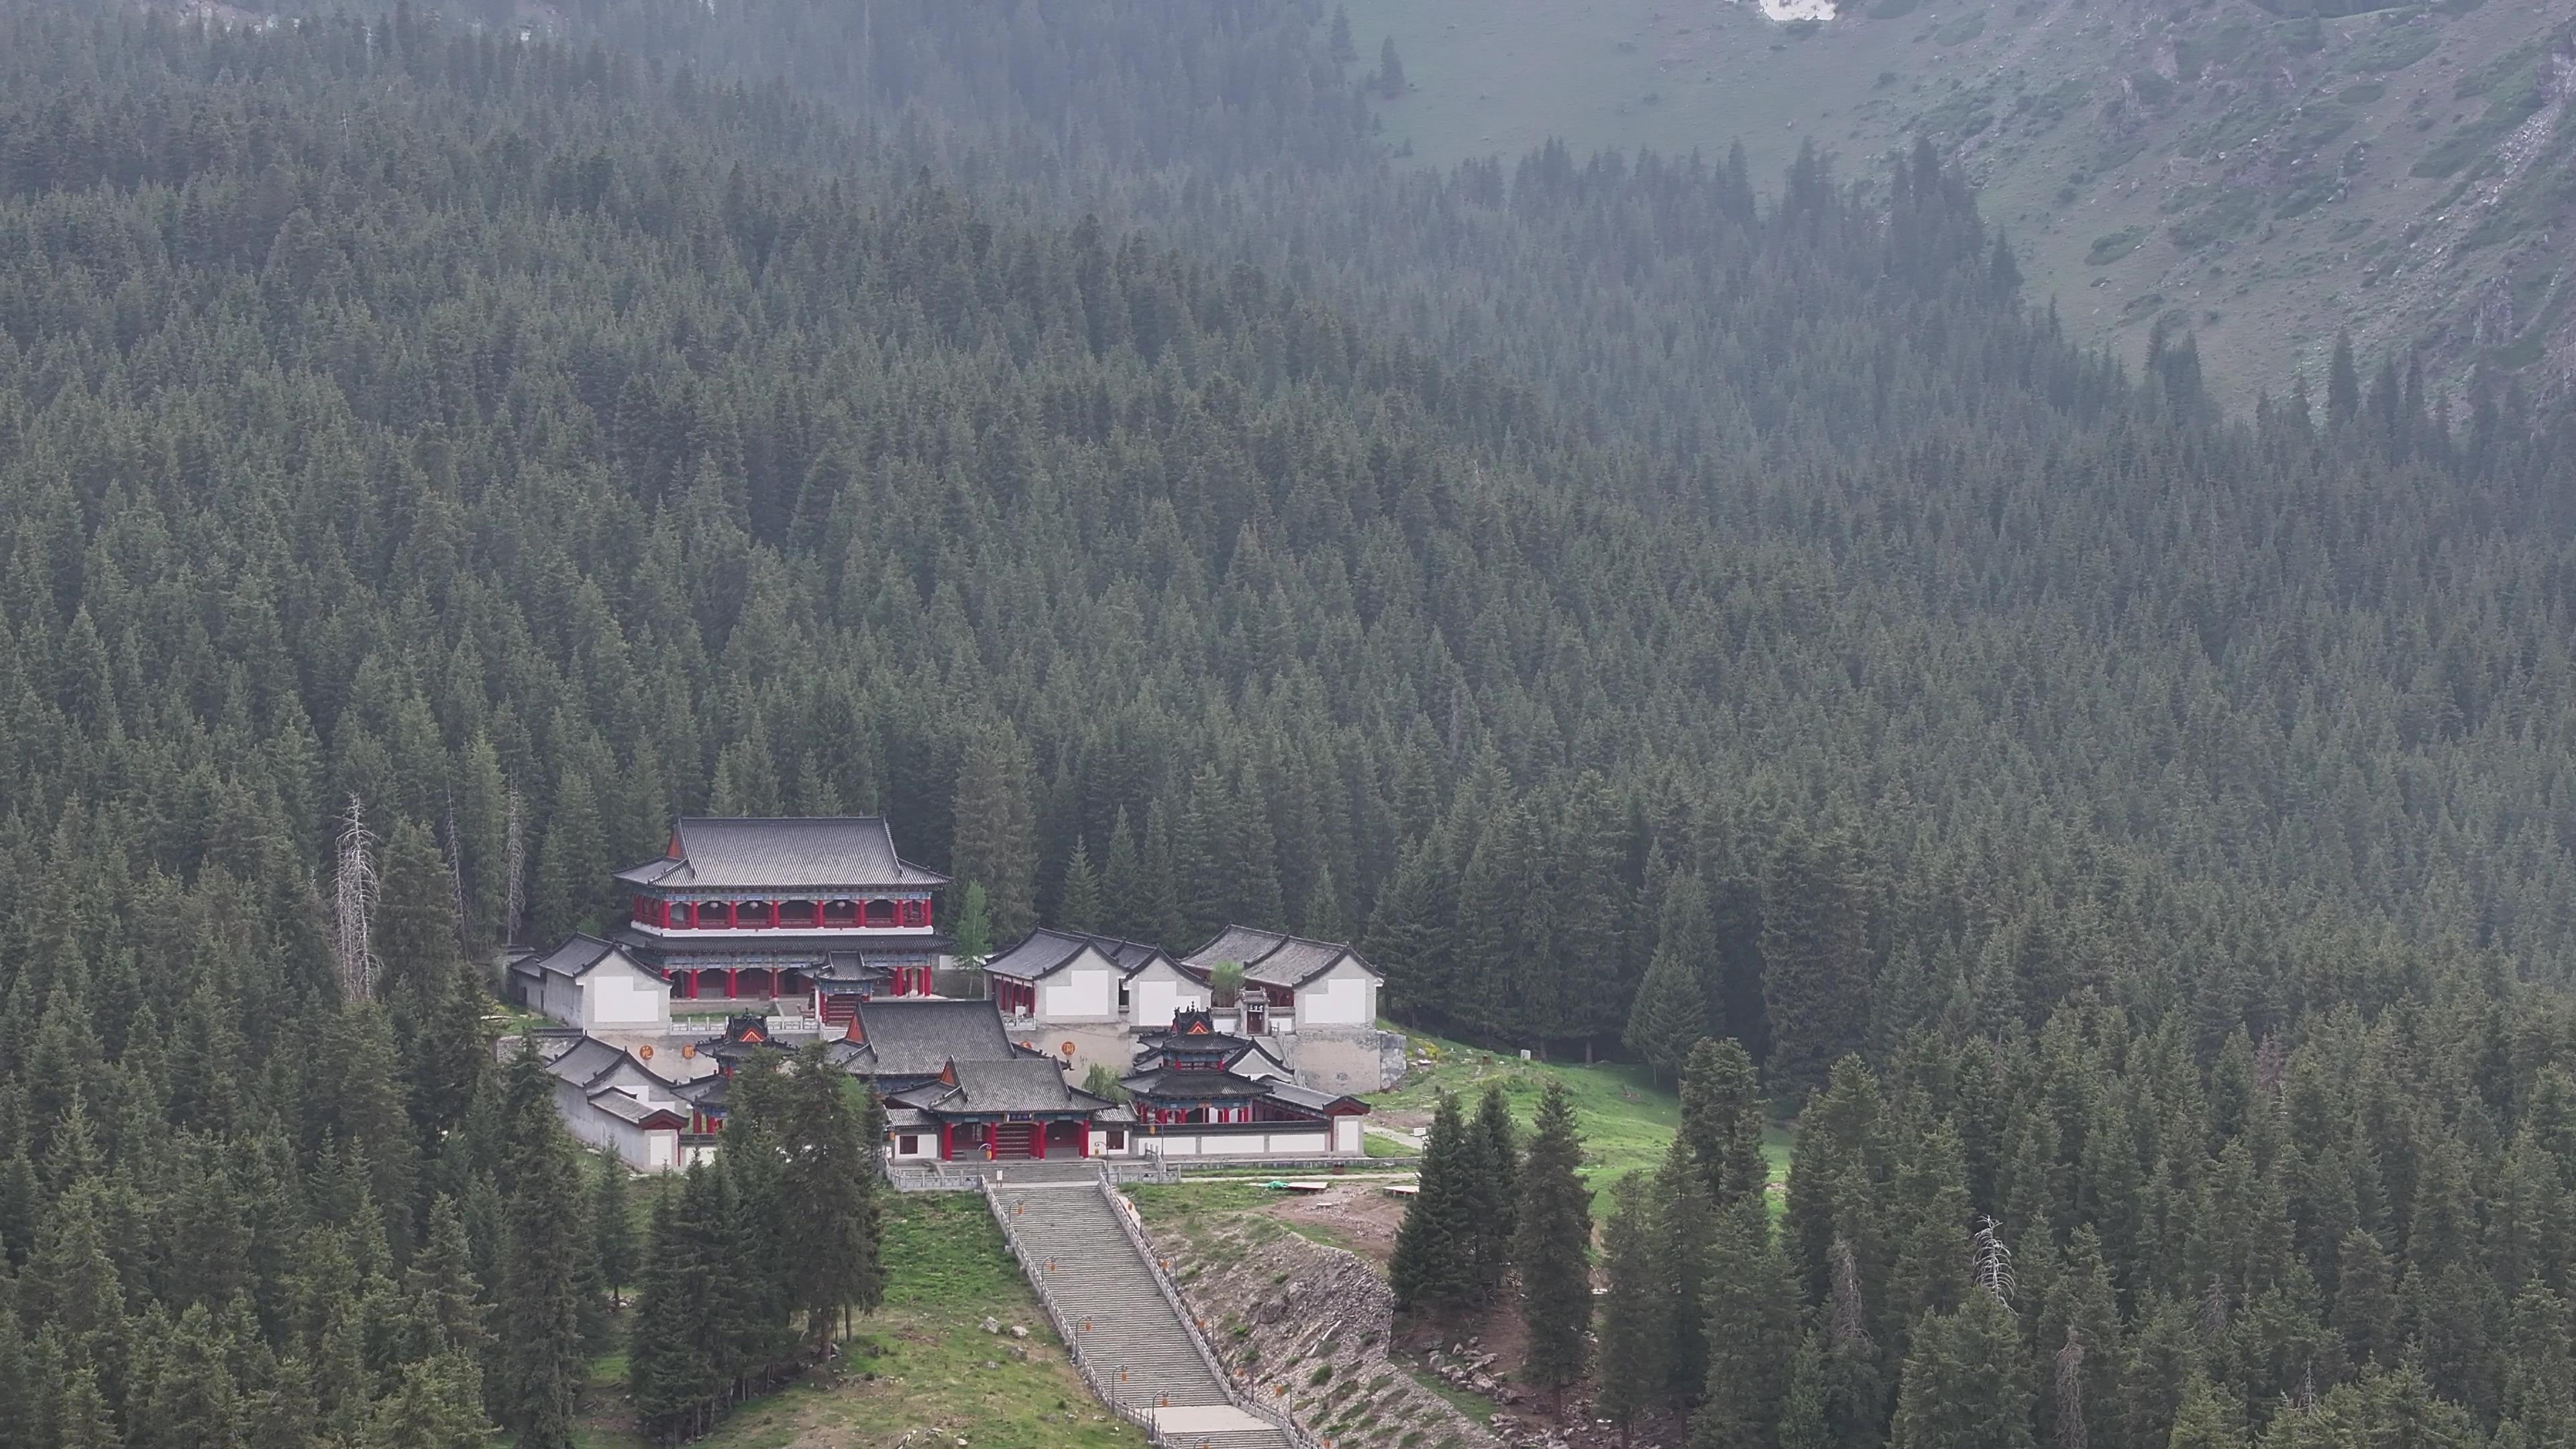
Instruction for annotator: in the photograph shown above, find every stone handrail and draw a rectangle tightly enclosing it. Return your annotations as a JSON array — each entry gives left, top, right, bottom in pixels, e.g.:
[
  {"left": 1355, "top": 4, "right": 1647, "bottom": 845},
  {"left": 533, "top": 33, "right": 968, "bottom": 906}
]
[
  {"left": 979, "top": 1178, "right": 1174, "bottom": 1446},
  {"left": 1093, "top": 1177, "right": 1329, "bottom": 1449}
]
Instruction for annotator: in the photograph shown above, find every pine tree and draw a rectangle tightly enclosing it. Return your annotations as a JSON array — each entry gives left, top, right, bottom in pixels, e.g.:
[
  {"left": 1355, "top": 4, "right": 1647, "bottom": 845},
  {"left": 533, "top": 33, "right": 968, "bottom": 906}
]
[
  {"left": 1760, "top": 830, "right": 1874, "bottom": 1099},
  {"left": 1889, "top": 1290, "right": 2035, "bottom": 1449},
  {"left": 949, "top": 721, "right": 1038, "bottom": 943},
  {"left": 1056, "top": 838, "right": 1102, "bottom": 932},
  {"left": 1377, "top": 35, "right": 1407, "bottom": 96},
  {"left": 2161, "top": 1375, "right": 2244, "bottom": 1449},
  {"left": 1514, "top": 1079, "right": 1593, "bottom": 1399},
  {"left": 1473, "top": 1081, "right": 1519, "bottom": 1273},
  {"left": 776, "top": 1042, "right": 885, "bottom": 1346},
  {"left": 365, "top": 1351, "right": 493, "bottom": 1449},
  {"left": 592, "top": 1153, "right": 634, "bottom": 1311},
  {"left": 407, "top": 1195, "right": 490, "bottom": 1362},
  {"left": 1595, "top": 1173, "right": 1670, "bottom": 1438},
  {"left": 1390, "top": 1093, "right": 1480, "bottom": 1311},
  {"left": 2329, "top": 1228, "right": 2395, "bottom": 1371},
  {"left": 1654, "top": 1134, "right": 1715, "bottom": 1406},
  {"left": 490, "top": 1049, "right": 587, "bottom": 1449},
  {"left": 1680, "top": 1036, "right": 1770, "bottom": 1206},
  {"left": 1097, "top": 809, "right": 1148, "bottom": 941},
  {"left": 1364, "top": 837, "right": 1453, "bottom": 1020},
  {"left": 1627, "top": 903, "right": 1709, "bottom": 1083},
  {"left": 951, "top": 881, "right": 993, "bottom": 961},
  {"left": 1697, "top": 1195, "right": 1801, "bottom": 1449},
  {"left": 534, "top": 769, "right": 608, "bottom": 941}
]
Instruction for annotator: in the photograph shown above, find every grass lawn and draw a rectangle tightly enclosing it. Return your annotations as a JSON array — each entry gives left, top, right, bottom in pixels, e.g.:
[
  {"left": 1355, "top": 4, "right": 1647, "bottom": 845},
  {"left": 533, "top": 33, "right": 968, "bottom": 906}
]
[
  {"left": 1368, "top": 1027, "right": 1792, "bottom": 1204},
  {"left": 572, "top": 1195, "right": 1148, "bottom": 1449}
]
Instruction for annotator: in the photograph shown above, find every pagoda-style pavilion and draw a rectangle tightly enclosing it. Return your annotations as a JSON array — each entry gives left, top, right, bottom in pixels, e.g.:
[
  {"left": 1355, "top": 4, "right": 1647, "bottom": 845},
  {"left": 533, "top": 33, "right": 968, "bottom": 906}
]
[
  {"left": 1120, "top": 1009, "right": 1368, "bottom": 1132},
  {"left": 883, "top": 1058, "right": 1120, "bottom": 1161},
  {"left": 610, "top": 816, "right": 950, "bottom": 1022}
]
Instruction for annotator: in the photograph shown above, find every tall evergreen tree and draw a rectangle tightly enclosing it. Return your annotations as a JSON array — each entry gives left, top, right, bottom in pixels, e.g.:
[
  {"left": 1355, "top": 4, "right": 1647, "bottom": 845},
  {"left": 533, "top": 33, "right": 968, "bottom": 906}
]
[
  {"left": 1390, "top": 1093, "right": 1481, "bottom": 1312},
  {"left": 1889, "top": 1290, "right": 2035, "bottom": 1449},
  {"left": 1473, "top": 1081, "right": 1520, "bottom": 1271},
  {"left": 591, "top": 1154, "right": 635, "bottom": 1311},
  {"left": 1760, "top": 830, "right": 1874, "bottom": 1098},
  {"left": 1681, "top": 1036, "right": 1771, "bottom": 1206},
  {"left": 490, "top": 1050, "right": 587, "bottom": 1449},
  {"left": 1595, "top": 1173, "right": 1670, "bottom": 1439},
  {"left": 1514, "top": 1079, "right": 1593, "bottom": 1399},
  {"left": 1055, "top": 838, "right": 1102, "bottom": 932},
  {"left": 949, "top": 721, "right": 1039, "bottom": 943},
  {"left": 1697, "top": 1195, "right": 1801, "bottom": 1449},
  {"left": 1627, "top": 889, "right": 1711, "bottom": 1083}
]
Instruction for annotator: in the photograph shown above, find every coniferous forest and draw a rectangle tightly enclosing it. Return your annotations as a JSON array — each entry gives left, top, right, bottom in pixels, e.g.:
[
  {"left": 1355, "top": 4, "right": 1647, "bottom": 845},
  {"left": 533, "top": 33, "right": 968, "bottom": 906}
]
[{"left": 3, "top": 1, "right": 2576, "bottom": 1446}]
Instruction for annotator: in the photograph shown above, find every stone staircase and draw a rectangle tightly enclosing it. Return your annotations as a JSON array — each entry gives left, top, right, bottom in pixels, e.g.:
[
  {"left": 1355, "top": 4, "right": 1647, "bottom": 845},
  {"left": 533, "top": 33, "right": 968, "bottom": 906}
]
[{"left": 987, "top": 1179, "right": 1303, "bottom": 1449}]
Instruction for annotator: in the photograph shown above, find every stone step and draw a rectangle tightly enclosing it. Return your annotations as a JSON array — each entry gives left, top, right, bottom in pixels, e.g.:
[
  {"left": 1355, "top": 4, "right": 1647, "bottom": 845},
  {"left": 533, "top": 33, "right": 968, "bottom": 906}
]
[{"left": 987, "top": 1185, "right": 1260, "bottom": 1419}]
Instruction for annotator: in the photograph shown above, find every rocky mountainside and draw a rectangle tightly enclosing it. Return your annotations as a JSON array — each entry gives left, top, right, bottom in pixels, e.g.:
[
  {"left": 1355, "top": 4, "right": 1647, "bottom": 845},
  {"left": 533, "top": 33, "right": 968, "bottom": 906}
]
[{"left": 1359, "top": 0, "right": 2576, "bottom": 402}]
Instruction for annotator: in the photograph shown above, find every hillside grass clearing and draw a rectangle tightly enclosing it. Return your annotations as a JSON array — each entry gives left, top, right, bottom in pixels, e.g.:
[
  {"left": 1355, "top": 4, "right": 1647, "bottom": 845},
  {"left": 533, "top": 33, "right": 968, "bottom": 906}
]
[{"left": 572, "top": 1195, "right": 1147, "bottom": 1449}]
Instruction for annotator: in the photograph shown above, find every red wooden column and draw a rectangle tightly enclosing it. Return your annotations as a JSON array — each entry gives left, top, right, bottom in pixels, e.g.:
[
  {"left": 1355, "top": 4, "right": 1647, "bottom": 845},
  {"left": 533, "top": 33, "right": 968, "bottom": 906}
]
[
  {"left": 938, "top": 1122, "right": 953, "bottom": 1161},
  {"left": 724, "top": 900, "right": 739, "bottom": 928},
  {"left": 726, "top": 967, "right": 740, "bottom": 998},
  {"left": 1032, "top": 1122, "right": 1046, "bottom": 1160}
]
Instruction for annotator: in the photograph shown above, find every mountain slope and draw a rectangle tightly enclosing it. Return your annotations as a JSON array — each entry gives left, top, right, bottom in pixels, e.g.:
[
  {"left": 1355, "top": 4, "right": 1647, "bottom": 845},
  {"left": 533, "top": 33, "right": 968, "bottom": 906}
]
[{"left": 1356, "top": 0, "right": 2576, "bottom": 402}]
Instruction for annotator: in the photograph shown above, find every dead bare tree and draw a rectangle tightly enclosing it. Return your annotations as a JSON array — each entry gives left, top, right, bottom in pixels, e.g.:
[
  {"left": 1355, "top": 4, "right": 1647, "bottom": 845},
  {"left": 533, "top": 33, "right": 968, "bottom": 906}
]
[
  {"left": 1829, "top": 1237, "right": 1874, "bottom": 1350},
  {"left": 2053, "top": 1324, "right": 2088, "bottom": 1449},
  {"left": 503, "top": 786, "right": 526, "bottom": 946},
  {"left": 1973, "top": 1216, "right": 2017, "bottom": 1308},
  {"left": 442, "top": 801, "right": 472, "bottom": 956},
  {"left": 331, "top": 794, "right": 381, "bottom": 1002}
]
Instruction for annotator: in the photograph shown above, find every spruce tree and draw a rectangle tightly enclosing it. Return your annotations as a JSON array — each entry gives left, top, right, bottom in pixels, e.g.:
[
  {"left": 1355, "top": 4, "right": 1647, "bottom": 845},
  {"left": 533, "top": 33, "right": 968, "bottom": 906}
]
[
  {"left": 1681, "top": 1036, "right": 1771, "bottom": 1206},
  {"left": 949, "top": 721, "right": 1038, "bottom": 943},
  {"left": 1888, "top": 1290, "right": 2034, "bottom": 1449},
  {"left": 591, "top": 1153, "right": 634, "bottom": 1311},
  {"left": 1473, "top": 1081, "right": 1519, "bottom": 1272},
  {"left": 777, "top": 1042, "right": 885, "bottom": 1346},
  {"left": 1056, "top": 838, "right": 1102, "bottom": 932},
  {"left": 1760, "top": 830, "right": 1874, "bottom": 1098},
  {"left": 1697, "top": 1195, "right": 1800, "bottom": 1449},
  {"left": 1654, "top": 1134, "right": 1715, "bottom": 1406},
  {"left": 1390, "top": 1093, "right": 1479, "bottom": 1311},
  {"left": 1626, "top": 927, "right": 1707, "bottom": 1083},
  {"left": 1595, "top": 1173, "right": 1670, "bottom": 1438},
  {"left": 490, "top": 1050, "right": 586, "bottom": 1449},
  {"left": 1097, "top": 810, "right": 1148, "bottom": 941},
  {"left": 1513, "top": 1079, "right": 1593, "bottom": 1399},
  {"left": 951, "top": 882, "right": 994, "bottom": 962}
]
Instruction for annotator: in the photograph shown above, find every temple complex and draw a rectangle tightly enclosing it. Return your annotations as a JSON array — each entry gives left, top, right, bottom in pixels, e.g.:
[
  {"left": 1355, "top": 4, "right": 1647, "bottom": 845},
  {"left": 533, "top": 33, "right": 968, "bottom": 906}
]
[{"left": 514, "top": 814, "right": 1383, "bottom": 1170}]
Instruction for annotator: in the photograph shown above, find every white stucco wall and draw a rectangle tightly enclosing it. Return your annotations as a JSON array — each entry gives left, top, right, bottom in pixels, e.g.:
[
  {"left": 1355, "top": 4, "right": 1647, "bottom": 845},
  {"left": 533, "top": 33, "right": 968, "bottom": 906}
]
[
  {"left": 1334, "top": 1118, "right": 1362, "bottom": 1155},
  {"left": 1297, "top": 963, "right": 1376, "bottom": 1026},
  {"left": 549, "top": 1081, "right": 680, "bottom": 1171},
  {"left": 1039, "top": 954, "right": 1118, "bottom": 1020},
  {"left": 1127, "top": 965, "right": 1207, "bottom": 1030},
  {"left": 537, "top": 973, "right": 582, "bottom": 1027},
  {"left": 583, "top": 965, "right": 671, "bottom": 1032}
]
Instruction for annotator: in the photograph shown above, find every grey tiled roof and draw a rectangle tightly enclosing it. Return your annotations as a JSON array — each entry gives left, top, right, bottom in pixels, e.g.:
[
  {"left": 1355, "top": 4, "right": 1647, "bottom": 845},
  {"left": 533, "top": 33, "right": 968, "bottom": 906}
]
[
  {"left": 1178, "top": 925, "right": 1381, "bottom": 989},
  {"left": 586, "top": 1089, "right": 687, "bottom": 1126},
  {"left": 981, "top": 928, "right": 1093, "bottom": 982},
  {"left": 523, "top": 933, "right": 621, "bottom": 979},
  {"left": 887, "top": 1059, "right": 1112, "bottom": 1116},
  {"left": 1264, "top": 1081, "right": 1366, "bottom": 1115},
  {"left": 1120, "top": 1068, "right": 1272, "bottom": 1101},
  {"left": 846, "top": 999, "right": 1024, "bottom": 1079},
  {"left": 614, "top": 817, "right": 949, "bottom": 890},
  {"left": 541, "top": 1037, "right": 648, "bottom": 1091}
]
